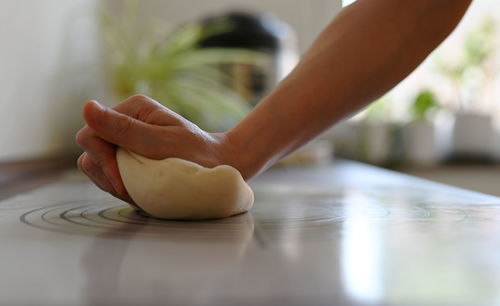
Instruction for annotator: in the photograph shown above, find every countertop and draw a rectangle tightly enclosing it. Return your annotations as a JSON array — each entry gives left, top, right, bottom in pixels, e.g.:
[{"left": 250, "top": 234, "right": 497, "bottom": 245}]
[{"left": 1, "top": 160, "right": 500, "bottom": 305}]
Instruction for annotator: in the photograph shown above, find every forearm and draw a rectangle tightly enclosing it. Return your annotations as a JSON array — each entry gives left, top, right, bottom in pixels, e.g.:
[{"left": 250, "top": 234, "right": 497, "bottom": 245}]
[{"left": 228, "top": 0, "right": 472, "bottom": 179}]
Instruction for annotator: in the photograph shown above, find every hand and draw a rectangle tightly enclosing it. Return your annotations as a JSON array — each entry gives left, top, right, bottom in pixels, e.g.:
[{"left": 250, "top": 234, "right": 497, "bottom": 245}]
[{"left": 76, "top": 95, "right": 243, "bottom": 204}]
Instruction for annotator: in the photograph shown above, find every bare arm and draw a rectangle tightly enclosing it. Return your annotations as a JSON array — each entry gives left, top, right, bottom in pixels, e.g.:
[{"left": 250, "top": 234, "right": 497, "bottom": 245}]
[{"left": 228, "top": 0, "right": 472, "bottom": 179}]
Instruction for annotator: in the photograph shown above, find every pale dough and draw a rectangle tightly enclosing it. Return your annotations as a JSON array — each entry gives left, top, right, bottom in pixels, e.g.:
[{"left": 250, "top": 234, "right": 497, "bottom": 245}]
[{"left": 116, "top": 148, "right": 254, "bottom": 220}]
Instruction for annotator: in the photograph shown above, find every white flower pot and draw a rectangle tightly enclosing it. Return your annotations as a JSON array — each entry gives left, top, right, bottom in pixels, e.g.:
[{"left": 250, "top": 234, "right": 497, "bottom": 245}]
[
  {"left": 404, "top": 122, "right": 440, "bottom": 166},
  {"left": 452, "top": 112, "right": 494, "bottom": 159},
  {"left": 359, "top": 122, "right": 391, "bottom": 165}
]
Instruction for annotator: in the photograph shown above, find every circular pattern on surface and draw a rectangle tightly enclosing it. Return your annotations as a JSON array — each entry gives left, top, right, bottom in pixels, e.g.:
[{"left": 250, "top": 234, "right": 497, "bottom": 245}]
[
  {"left": 20, "top": 199, "right": 254, "bottom": 241},
  {"left": 18, "top": 189, "right": 500, "bottom": 243}
]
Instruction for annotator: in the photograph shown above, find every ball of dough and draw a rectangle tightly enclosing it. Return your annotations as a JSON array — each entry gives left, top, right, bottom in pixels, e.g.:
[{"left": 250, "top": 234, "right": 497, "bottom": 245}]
[{"left": 116, "top": 148, "right": 254, "bottom": 220}]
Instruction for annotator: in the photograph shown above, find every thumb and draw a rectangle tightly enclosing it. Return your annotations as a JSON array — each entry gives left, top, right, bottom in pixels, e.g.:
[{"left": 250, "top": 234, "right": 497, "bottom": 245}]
[{"left": 83, "top": 100, "right": 163, "bottom": 157}]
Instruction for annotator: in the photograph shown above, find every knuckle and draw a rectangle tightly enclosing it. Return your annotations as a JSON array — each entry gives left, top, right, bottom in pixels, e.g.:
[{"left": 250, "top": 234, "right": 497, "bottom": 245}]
[
  {"left": 78, "top": 156, "right": 94, "bottom": 177},
  {"left": 77, "top": 155, "right": 86, "bottom": 172},
  {"left": 92, "top": 153, "right": 109, "bottom": 169},
  {"left": 131, "top": 94, "right": 148, "bottom": 101},
  {"left": 119, "top": 94, "right": 146, "bottom": 110},
  {"left": 128, "top": 94, "right": 160, "bottom": 109},
  {"left": 80, "top": 152, "right": 106, "bottom": 176},
  {"left": 100, "top": 107, "right": 134, "bottom": 139},
  {"left": 75, "top": 129, "right": 89, "bottom": 147}
]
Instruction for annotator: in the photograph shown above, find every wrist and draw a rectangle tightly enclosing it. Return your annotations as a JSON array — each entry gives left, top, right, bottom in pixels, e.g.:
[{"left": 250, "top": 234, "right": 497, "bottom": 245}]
[{"left": 217, "top": 130, "right": 267, "bottom": 181}]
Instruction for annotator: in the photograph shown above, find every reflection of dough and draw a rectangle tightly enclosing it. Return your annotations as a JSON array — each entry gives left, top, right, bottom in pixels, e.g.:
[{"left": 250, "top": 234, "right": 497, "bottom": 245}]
[{"left": 116, "top": 148, "right": 254, "bottom": 220}]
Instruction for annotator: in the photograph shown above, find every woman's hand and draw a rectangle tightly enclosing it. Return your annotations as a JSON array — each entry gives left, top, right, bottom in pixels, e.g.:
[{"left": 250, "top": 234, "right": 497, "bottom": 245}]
[{"left": 76, "top": 94, "right": 245, "bottom": 204}]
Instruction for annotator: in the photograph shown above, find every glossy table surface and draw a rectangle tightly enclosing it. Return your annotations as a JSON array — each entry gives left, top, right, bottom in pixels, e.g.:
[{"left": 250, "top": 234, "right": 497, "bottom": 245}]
[{"left": 1, "top": 161, "right": 500, "bottom": 305}]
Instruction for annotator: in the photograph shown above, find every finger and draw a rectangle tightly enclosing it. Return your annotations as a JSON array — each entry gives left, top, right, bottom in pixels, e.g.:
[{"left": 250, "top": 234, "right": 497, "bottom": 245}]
[
  {"left": 82, "top": 100, "right": 167, "bottom": 159},
  {"left": 76, "top": 126, "right": 124, "bottom": 193},
  {"left": 112, "top": 95, "right": 183, "bottom": 126},
  {"left": 78, "top": 153, "right": 115, "bottom": 193},
  {"left": 78, "top": 153, "right": 137, "bottom": 206}
]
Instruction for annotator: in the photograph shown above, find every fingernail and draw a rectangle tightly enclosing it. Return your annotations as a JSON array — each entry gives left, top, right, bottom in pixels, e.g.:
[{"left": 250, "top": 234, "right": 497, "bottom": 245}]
[{"left": 89, "top": 100, "right": 105, "bottom": 111}]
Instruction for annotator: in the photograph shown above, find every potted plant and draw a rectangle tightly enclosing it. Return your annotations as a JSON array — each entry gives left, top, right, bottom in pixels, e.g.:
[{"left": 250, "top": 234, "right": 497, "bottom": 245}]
[
  {"left": 99, "top": 0, "right": 265, "bottom": 132},
  {"left": 404, "top": 89, "right": 441, "bottom": 165},
  {"left": 352, "top": 94, "right": 398, "bottom": 165},
  {"left": 436, "top": 17, "right": 498, "bottom": 160}
]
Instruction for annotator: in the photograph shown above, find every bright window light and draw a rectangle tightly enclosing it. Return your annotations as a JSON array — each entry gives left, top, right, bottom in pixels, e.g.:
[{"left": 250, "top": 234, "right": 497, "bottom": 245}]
[{"left": 342, "top": 0, "right": 356, "bottom": 7}]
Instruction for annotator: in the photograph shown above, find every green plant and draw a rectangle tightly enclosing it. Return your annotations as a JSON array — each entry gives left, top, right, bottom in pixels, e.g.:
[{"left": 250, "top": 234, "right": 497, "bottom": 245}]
[
  {"left": 436, "top": 17, "right": 498, "bottom": 110},
  {"left": 362, "top": 94, "right": 394, "bottom": 122},
  {"left": 99, "top": 0, "right": 265, "bottom": 131},
  {"left": 410, "top": 89, "right": 439, "bottom": 122}
]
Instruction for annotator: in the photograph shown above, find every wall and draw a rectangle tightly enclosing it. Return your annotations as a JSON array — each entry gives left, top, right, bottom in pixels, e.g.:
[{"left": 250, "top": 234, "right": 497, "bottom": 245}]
[
  {"left": 104, "top": 0, "right": 343, "bottom": 54},
  {"left": 0, "top": 0, "right": 103, "bottom": 161}
]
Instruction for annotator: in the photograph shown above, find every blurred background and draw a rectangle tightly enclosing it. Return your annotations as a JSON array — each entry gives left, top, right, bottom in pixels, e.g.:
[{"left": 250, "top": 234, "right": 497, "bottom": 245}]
[{"left": 1, "top": 0, "right": 499, "bottom": 195}]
